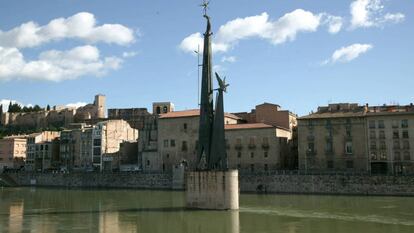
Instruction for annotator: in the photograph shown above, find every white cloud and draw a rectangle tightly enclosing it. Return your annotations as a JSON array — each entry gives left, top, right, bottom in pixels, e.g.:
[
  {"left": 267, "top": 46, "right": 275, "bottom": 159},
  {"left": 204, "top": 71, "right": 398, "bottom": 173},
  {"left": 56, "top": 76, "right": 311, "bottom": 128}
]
[
  {"left": 66, "top": 102, "right": 87, "bottom": 109},
  {"left": 0, "top": 45, "right": 122, "bottom": 81},
  {"left": 221, "top": 56, "right": 236, "bottom": 63},
  {"left": 180, "top": 9, "right": 341, "bottom": 54},
  {"left": 0, "top": 12, "right": 135, "bottom": 49},
  {"left": 350, "top": 0, "right": 405, "bottom": 29},
  {"left": 323, "top": 43, "right": 373, "bottom": 64},
  {"left": 122, "top": 51, "right": 138, "bottom": 58},
  {"left": 321, "top": 14, "right": 343, "bottom": 34}
]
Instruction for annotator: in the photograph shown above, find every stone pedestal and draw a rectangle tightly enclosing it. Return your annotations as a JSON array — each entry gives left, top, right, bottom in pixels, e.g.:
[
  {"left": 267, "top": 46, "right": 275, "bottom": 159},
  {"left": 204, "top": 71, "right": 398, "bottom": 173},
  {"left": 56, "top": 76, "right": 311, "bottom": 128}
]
[{"left": 185, "top": 169, "right": 239, "bottom": 210}]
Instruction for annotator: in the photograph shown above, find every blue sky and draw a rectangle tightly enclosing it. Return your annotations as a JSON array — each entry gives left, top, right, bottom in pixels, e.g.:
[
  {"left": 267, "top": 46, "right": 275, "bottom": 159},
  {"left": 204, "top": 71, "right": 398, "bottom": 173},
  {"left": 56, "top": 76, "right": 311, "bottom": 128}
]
[{"left": 0, "top": 0, "right": 413, "bottom": 116}]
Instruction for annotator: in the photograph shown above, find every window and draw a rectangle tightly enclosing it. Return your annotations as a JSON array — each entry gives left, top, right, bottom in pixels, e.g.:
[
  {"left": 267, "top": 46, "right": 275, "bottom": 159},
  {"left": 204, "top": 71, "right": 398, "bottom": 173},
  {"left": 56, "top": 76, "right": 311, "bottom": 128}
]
[
  {"left": 380, "top": 141, "right": 386, "bottom": 150},
  {"left": 250, "top": 152, "right": 254, "bottom": 158},
  {"left": 345, "top": 142, "right": 353, "bottom": 154},
  {"left": 369, "top": 131, "right": 376, "bottom": 139},
  {"left": 346, "top": 160, "right": 354, "bottom": 169},
  {"left": 163, "top": 106, "right": 168, "bottom": 113},
  {"left": 237, "top": 151, "right": 241, "bottom": 158},
  {"left": 146, "top": 160, "right": 150, "bottom": 166},
  {"left": 393, "top": 130, "right": 399, "bottom": 139},
  {"left": 378, "top": 120, "right": 385, "bottom": 128},
  {"left": 166, "top": 153, "right": 170, "bottom": 158},
  {"left": 370, "top": 152, "right": 377, "bottom": 160},
  {"left": 236, "top": 138, "right": 242, "bottom": 145},
  {"left": 249, "top": 137, "right": 255, "bottom": 145},
  {"left": 164, "top": 140, "right": 169, "bottom": 148},
  {"left": 403, "top": 130, "right": 409, "bottom": 139},
  {"left": 326, "top": 119, "right": 332, "bottom": 128},
  {"left": 370, "top": 141, "right": 377, "bottom": 150},
  {"left": 394, "top": 151, "right": 401, "bottom": 160},
  {"left": 327, "top": 160, "right": 334, "bottom": 169},
  {"left": 403, "top": 141, "right": 410, "bottom": 150},
  {"left": 162, "top": 164, "right": 165, "bottom": 171},
  {"left": 170, "top": 140, "right": 176, "bottom": 147},
  {"left": 183, "top": 123, "right": 187, "bottom": 131},
  {"left": 40, "top": 145, "right": 44, "bottom": 150},
  {"left": 402, "top": 119, "right": 409, "bottom": 128},
  {"left": 404, "top": 151, "right": 411, "bottom": 160},
  {"left": 346, "top": 128, "right": 351, "bottom": 137},
  {"left": 182, "top": 141, "right": 188, "bottom": 151},
  {"left": 156, "top": 106, "right": 161, "bottom": 114},
  {"left": 308, "top": 120, "right": 314, "bottom": 129},
  {"left": 308, "top": 142, "right": 315, "bottom": 152},
  {"left": 45, "top": 145, "right": 48, "bottom": 150},
  {"left": 93, "top": 139, "right": 101, "bottom": 146},
  {"left": 393, "top": 141, "right": 400, "bottom": 149},
  {"left": 264, "top": 151, "right": 268, "bottom": 158},
  {"left": 369, "top": 120, "right": 376, "bottom": 129},
  {"left": 392, "top": 120, "right": 399, "bottom": 128},
  {"left": 93, "top": 147, "right": 101, "bottom": 156},
  {"left": 237, "top": 164, "right": 241, "bottom": 169},
  {"left": 250, "top": 164, "right": 254, "bottom": 172},
  {"left": 379, "top": 130, "right": 386, "bottom": 139},
  {"left": 264, "top": 164, "right": 268, "bottom": 171},
  {"left": 325, "top": 141, "right": 333, "bottom": 153}
]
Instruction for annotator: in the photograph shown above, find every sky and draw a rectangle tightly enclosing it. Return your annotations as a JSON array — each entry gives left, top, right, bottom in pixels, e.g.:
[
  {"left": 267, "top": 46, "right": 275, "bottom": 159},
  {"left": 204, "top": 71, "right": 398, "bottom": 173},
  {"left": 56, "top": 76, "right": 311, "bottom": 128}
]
[{"left": 0, "top": 0, "right": 413, "bottom": 116}]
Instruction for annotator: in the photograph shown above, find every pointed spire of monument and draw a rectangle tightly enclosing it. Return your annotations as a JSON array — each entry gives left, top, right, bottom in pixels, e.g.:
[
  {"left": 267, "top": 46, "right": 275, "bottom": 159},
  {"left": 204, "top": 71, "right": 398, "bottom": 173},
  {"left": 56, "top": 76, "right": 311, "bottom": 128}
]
[{"left": 197, "top": 0, "right": 214, "bottom": 169}]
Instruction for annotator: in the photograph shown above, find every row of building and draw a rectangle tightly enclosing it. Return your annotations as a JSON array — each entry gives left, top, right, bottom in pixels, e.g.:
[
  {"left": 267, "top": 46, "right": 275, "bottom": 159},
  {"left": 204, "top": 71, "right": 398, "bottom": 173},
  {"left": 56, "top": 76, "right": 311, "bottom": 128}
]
[{"left": 1, "top": 95, "right": 413, "bottom": 175}]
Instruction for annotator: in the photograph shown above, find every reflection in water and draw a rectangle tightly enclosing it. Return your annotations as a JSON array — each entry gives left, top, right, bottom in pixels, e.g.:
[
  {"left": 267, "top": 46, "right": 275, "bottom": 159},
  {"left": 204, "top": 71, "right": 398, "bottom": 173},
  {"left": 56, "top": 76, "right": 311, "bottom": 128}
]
[
  {"left": 0, "top": 188, "right": 413, "bottom": 233},
  {"left": 8, "top": 200, "right": 23, "bottom": 233}
]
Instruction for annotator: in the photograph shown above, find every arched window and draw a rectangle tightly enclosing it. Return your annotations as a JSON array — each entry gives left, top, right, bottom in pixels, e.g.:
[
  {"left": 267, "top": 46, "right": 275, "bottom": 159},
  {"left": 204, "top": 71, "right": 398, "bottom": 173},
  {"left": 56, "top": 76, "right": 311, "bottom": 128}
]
[{"left": 156, "top": 106, "right": 161, "bottom": 114}]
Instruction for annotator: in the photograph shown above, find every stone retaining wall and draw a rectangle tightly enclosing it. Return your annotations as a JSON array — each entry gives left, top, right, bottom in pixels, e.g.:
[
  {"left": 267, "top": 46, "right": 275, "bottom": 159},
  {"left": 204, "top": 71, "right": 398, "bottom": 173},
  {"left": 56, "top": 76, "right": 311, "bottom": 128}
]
[
  {"left": 7, "top": 172, "right": 172, "bottom": 189},
  {"left": 6, "top": 172, "right": 414, "bottom": 196},
  {"left": 240, "top": 174, "right": 414, "bottom": 196}
]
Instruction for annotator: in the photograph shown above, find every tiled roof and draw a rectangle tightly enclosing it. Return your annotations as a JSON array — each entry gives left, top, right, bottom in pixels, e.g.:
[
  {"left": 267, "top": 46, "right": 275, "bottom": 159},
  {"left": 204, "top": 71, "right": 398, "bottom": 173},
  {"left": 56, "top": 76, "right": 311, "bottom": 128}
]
[
  {"left": 225, "top": 123, "right": 273, "bottom": 130},
  {"left": 159, "top": 109, "right": 241, "bottom": 120}
]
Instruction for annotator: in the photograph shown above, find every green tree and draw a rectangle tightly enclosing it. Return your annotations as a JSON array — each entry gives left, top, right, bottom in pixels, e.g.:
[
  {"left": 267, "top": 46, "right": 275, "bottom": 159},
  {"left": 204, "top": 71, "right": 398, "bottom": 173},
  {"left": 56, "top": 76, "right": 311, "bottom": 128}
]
[
  {"left": 46, "top": 104, "right": 51, "bottom": 111},
  {"left": 33, "top": 105, "right": 42, "bottom": 112}
]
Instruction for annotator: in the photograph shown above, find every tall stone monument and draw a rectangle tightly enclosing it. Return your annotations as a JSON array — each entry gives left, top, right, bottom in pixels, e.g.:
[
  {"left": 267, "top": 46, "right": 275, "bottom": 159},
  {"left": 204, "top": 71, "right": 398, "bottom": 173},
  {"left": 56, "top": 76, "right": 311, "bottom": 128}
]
[{"left": 186, "top": 1, "right": 239, "bottom": 210}]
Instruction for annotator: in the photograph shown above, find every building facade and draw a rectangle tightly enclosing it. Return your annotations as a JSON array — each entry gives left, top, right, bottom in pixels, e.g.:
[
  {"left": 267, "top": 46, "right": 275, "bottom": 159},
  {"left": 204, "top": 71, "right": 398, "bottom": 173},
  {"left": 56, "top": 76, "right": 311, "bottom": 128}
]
[
  {"left": 26, "top": 131, "right": 60, "bottom": 171},
  {"left": 0, "top": 136, "right": 27, "bottom": 171},
  {"left": 298, "top": 103, "right": 414, "bottom": 174},
  {"left": 91, "top": 120, "right": 138, "bottom": 171},
  {"left": 142, "top": 107, "right": 294, "bottom": 173},
  {"left": 60, "top": 123, "right": 93, "bottom": 170}
]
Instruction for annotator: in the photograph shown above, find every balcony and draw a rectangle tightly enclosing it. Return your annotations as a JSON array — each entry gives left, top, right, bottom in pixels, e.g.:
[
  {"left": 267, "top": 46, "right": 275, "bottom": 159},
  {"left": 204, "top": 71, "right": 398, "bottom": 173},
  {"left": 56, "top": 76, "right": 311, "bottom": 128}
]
[
  {"left": 261, "top": 143, "right": 270, "bottom": 150},
  {"left": 235, "top": 144, "right": 243, "bottom": 150},
  {"left": 248, "top": 144, "right": 256, "bottom": 150}
]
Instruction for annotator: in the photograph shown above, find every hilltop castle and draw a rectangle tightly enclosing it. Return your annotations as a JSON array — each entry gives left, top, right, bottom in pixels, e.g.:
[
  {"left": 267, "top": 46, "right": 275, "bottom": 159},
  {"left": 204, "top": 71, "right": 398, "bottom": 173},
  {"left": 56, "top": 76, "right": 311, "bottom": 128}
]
[{"left": 0, "top": 94, "right": 105, "bottom": 129}]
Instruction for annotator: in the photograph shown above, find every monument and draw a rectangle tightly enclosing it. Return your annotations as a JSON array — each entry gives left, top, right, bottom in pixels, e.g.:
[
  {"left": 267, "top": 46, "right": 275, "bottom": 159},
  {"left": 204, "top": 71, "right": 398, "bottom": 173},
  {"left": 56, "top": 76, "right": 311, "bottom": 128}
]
[{"left": 185, "top": 1, "right": 239, "bottom": 210}]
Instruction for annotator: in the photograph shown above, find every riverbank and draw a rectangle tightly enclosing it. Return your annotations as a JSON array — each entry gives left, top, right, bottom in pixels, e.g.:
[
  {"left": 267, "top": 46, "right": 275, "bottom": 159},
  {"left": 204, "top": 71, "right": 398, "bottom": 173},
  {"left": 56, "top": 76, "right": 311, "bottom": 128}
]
[{"left": 3, "top": 172, "right": 414, "bottom": 196}]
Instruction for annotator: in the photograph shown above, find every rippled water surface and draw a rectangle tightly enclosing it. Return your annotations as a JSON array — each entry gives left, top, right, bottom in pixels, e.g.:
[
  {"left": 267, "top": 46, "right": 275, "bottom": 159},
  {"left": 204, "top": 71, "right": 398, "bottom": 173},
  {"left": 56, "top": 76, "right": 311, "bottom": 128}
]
[{"left": 1, "top": 187, "right": 413, "bottom": 233}]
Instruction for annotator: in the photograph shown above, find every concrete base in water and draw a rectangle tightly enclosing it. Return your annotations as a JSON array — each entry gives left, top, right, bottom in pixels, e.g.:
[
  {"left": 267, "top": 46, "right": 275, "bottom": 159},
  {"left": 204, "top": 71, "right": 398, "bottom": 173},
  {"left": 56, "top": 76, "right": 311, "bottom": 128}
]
[{"left": 185, "top": 169, "right": 239, "bottom": 210}]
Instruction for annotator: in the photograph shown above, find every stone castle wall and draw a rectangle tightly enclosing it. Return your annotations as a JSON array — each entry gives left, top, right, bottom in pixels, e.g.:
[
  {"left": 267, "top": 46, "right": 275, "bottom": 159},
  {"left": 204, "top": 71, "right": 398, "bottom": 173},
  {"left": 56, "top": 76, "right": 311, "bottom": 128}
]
[{"left": 5, "top": 172, "right": 414, "bottom": 196}]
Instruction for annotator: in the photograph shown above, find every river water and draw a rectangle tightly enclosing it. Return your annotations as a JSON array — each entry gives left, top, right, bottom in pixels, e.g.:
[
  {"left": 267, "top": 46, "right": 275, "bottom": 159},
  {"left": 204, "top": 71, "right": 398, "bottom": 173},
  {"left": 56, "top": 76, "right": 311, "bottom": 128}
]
[{"left": 1, "top": 187, "right": 413, "bottom": 233}]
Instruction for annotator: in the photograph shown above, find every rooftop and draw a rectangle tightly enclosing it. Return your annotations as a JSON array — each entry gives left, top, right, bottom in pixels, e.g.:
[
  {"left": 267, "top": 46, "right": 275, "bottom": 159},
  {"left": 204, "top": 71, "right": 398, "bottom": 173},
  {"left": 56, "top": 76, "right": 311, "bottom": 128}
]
[
  {"left": 300, "top": 103, "right": 414, "bottom": 120},
  {"left": 225, "top": 123, "right": 274, "bottom": 130},
  {"left": 159, "top": 109, "right": 241, "bottom": 120}
]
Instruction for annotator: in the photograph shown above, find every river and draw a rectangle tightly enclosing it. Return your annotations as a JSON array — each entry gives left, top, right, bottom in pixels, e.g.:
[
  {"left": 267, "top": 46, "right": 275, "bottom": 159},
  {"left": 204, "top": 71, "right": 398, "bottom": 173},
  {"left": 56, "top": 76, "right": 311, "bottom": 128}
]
[{"left": 1, "top": 187, "right": 413, "bottom": 233}]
